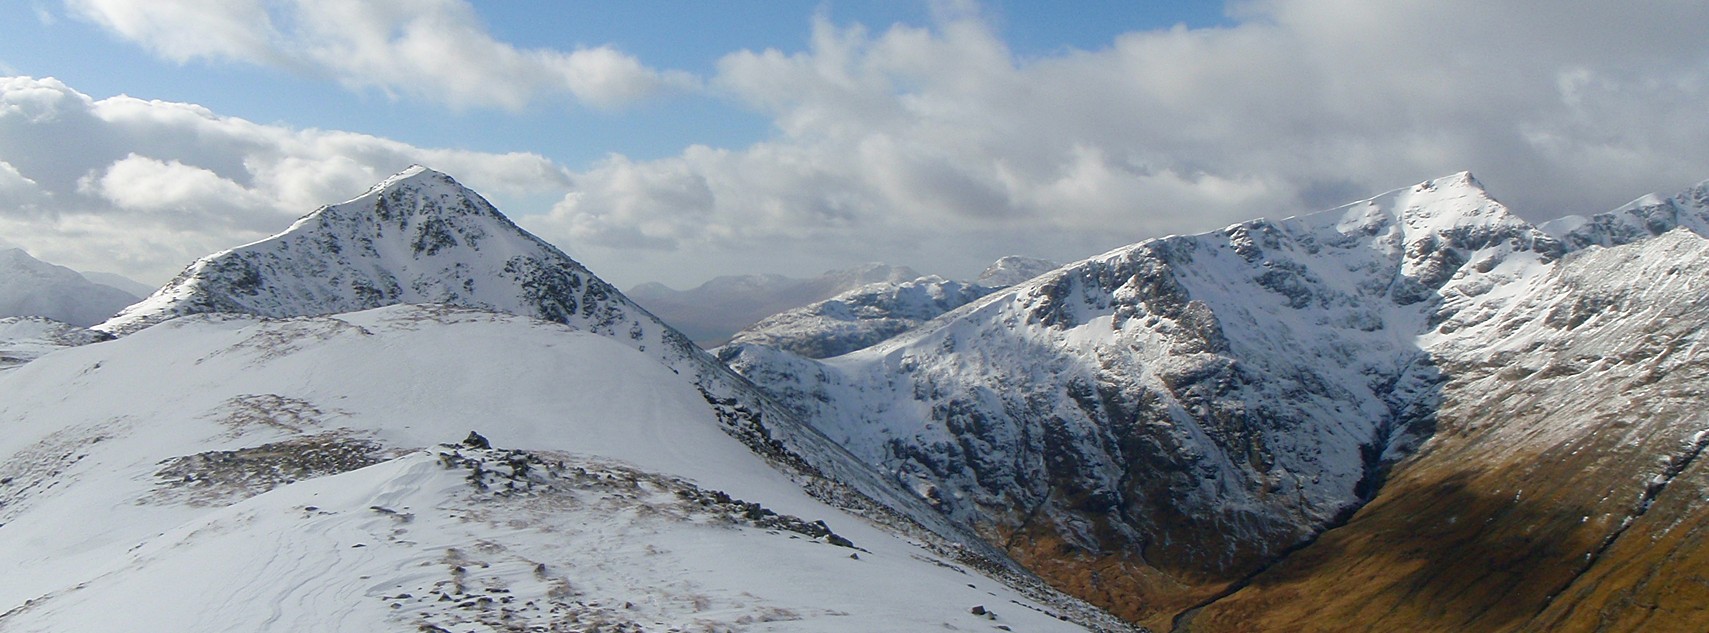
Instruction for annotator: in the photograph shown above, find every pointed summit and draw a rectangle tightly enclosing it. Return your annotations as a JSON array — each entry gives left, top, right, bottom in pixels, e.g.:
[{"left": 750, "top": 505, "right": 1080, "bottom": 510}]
[{"left": 97, "top": 167, "right": 626, "bottom": 337}]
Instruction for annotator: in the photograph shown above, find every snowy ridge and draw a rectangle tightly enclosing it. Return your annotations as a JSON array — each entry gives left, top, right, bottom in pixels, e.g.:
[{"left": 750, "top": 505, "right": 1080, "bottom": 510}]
[
  {"left": 99, "top": 165, "right": 643, "bottom": 338},
  {"left": 1188, "top": 225, "right": 1709, "bottom": 632},
  {"left": 0, "top": 306, "right": 1127, "bottom": 632},
  {"left": 722, "top": 171, "right": 1589, "bottom": 625},
  {"left": 1542, "top": 178, "right": 1709, "bottom": 248},
  {"left": 0, "top": 247, "right": 140, "bottom": 327}
]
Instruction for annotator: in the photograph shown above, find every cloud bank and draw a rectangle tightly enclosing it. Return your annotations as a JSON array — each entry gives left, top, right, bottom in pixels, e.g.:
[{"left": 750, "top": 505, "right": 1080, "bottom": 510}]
[
  {"left": 547, "top": 1, "right": 1709, "bottom": 282},
  {"left": 9, "top": 1, "right": 1709, "bottom": 288}
]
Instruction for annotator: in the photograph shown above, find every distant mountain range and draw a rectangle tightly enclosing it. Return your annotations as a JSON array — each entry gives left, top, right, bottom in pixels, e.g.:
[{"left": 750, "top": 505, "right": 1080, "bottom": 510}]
[{"left": 0, "top": 247, "right": 140, "bottom": 327}]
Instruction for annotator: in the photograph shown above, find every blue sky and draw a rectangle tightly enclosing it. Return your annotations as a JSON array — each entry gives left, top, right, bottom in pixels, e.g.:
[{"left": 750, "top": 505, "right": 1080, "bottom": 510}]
[
  {"left": 1, "top": 1, "right": 1230, "bottom": 167},
  {"left": 1, "top": 1, "right": 1707, "bottom": 289}
]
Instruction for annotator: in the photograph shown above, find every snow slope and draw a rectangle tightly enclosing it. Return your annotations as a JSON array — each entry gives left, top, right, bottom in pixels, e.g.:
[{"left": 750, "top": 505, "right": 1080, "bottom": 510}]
[
  {"left": 0, "top": 306, "right": 1124, "bottom": 632},
  {"left": 0, "top": 316, "right": 109, "bottom": 372},
  {"left": 718, "top": 257, "right": 1061, "bottom": 360},
  {"left": 0, "top": 248, "right": 140, "bottom": 326}
]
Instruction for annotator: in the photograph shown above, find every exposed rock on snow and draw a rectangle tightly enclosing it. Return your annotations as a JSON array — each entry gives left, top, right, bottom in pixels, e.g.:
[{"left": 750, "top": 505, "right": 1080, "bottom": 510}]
[{"left": 1190, "top": 225, "right": 1709, "bottom": 633}]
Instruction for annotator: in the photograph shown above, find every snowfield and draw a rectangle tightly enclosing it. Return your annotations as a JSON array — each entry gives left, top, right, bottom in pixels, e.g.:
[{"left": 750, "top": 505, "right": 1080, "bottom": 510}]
[{"left": 0, "top": 305, "right": 1118, "bottom": 632}]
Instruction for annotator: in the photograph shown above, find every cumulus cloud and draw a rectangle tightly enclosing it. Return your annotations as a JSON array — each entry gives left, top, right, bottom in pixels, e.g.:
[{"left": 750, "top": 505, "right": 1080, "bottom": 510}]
[
  {"left": 541, "top": 1, "right": 1709, "bottom": 283},
  {"left": 0, "top": 76, "right": 571, "bottom": 283},
  {"left": 11, "top": 2, "right": 1709, "bottom": 291},
  {"left": 65, "top": 0, "right": 693, "bottom": 110}
]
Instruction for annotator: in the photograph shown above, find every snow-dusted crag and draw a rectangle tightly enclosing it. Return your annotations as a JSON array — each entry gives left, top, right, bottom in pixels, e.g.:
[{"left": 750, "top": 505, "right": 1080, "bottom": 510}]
[
  {"left": 1190, "top": 226, "right": 1709, "bottom": 632},
  {"left": 0, "top": 247, "right": 140, "bottom": 327},
  {"left": 723, "top": 172, "right": 1705, "bottom": 627}
]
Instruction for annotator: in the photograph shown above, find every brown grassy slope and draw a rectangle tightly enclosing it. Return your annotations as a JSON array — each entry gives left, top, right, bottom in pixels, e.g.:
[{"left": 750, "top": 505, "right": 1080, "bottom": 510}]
[
  {"left": 995, "top": 522, "right": 1231, "bottom": 631},
  {"left": 1525, "top": 448, "right": 1709, "bottom": 632}
]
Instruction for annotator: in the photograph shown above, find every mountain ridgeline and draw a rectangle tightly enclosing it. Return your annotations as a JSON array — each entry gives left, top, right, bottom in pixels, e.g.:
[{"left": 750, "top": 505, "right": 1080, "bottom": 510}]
[
  {"left": 8, "top": 164, "right": 1702, "bottom": 632},
  {"left": 721, "top": 172, "right": 1709, "bottom": 631}
]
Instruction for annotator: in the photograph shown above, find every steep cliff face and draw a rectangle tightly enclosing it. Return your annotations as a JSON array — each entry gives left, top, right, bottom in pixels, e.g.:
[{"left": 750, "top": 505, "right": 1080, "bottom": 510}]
[{"left": 725, "top": 172, "right": 1574, "bottom": 626}]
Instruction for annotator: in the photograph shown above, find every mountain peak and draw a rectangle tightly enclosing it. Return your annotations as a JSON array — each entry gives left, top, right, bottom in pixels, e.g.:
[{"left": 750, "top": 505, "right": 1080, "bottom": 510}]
[
  {"left": 96, "top": 168, "right": 592, "bottom": 335},
  {"left": 369, "top": 164, "right": 441, "bottom": 192}
]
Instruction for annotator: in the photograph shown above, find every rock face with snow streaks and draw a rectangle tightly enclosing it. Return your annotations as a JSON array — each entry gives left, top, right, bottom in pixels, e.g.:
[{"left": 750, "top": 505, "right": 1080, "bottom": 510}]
[
  {"left": 725, "top": 172, "right": 1709, "bottom": 629},
  {"left": 1185, "top": 225, "right": 1709, "bottom": 633}
]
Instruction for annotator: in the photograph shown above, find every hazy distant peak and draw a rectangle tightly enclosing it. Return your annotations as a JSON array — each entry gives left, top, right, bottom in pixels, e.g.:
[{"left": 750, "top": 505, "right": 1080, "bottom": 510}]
[{"left": 977, "top": 256, "right": 1060, "bottom": 287}]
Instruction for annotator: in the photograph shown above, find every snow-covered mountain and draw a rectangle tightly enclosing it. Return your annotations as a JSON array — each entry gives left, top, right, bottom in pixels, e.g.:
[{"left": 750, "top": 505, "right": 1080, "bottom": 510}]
[
  {"left": 721, "top": 275, "right": 999, "bottom": 359},
  {"left": 0, "top": 247, "right": 141, "bottom": 326},
  {"left": 94, "top": 166, "right": 1016, "bottom": 564},
  {"left": 627, "top": 263, "right": 923, "bottom": 346},
  {"left": 723, "top": 173, "right": 1709, "bottom": 629},
  {"left": 0, "top": 305, "right": 1127, "bottom": 632},
  {"left": 2, "top": 166, "right": 1134, "bottom": 631}
]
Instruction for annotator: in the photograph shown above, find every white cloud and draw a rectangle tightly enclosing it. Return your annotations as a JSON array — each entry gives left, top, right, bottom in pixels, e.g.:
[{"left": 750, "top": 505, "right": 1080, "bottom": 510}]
[
  {"left": 66, "top": 0, "right": 281, "bottom": 64},
  {"left": 542, "top": 1, "right": 1709, "bottom": 284},
  {"left": 11, "top": 2, "right": 1709, "bottom": 291},
  {"left": 65, "top": 0, "right": 694, "bottom": 110},
  {"left": 0, "top": 76, "right": 572, "bottom": 283}
]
